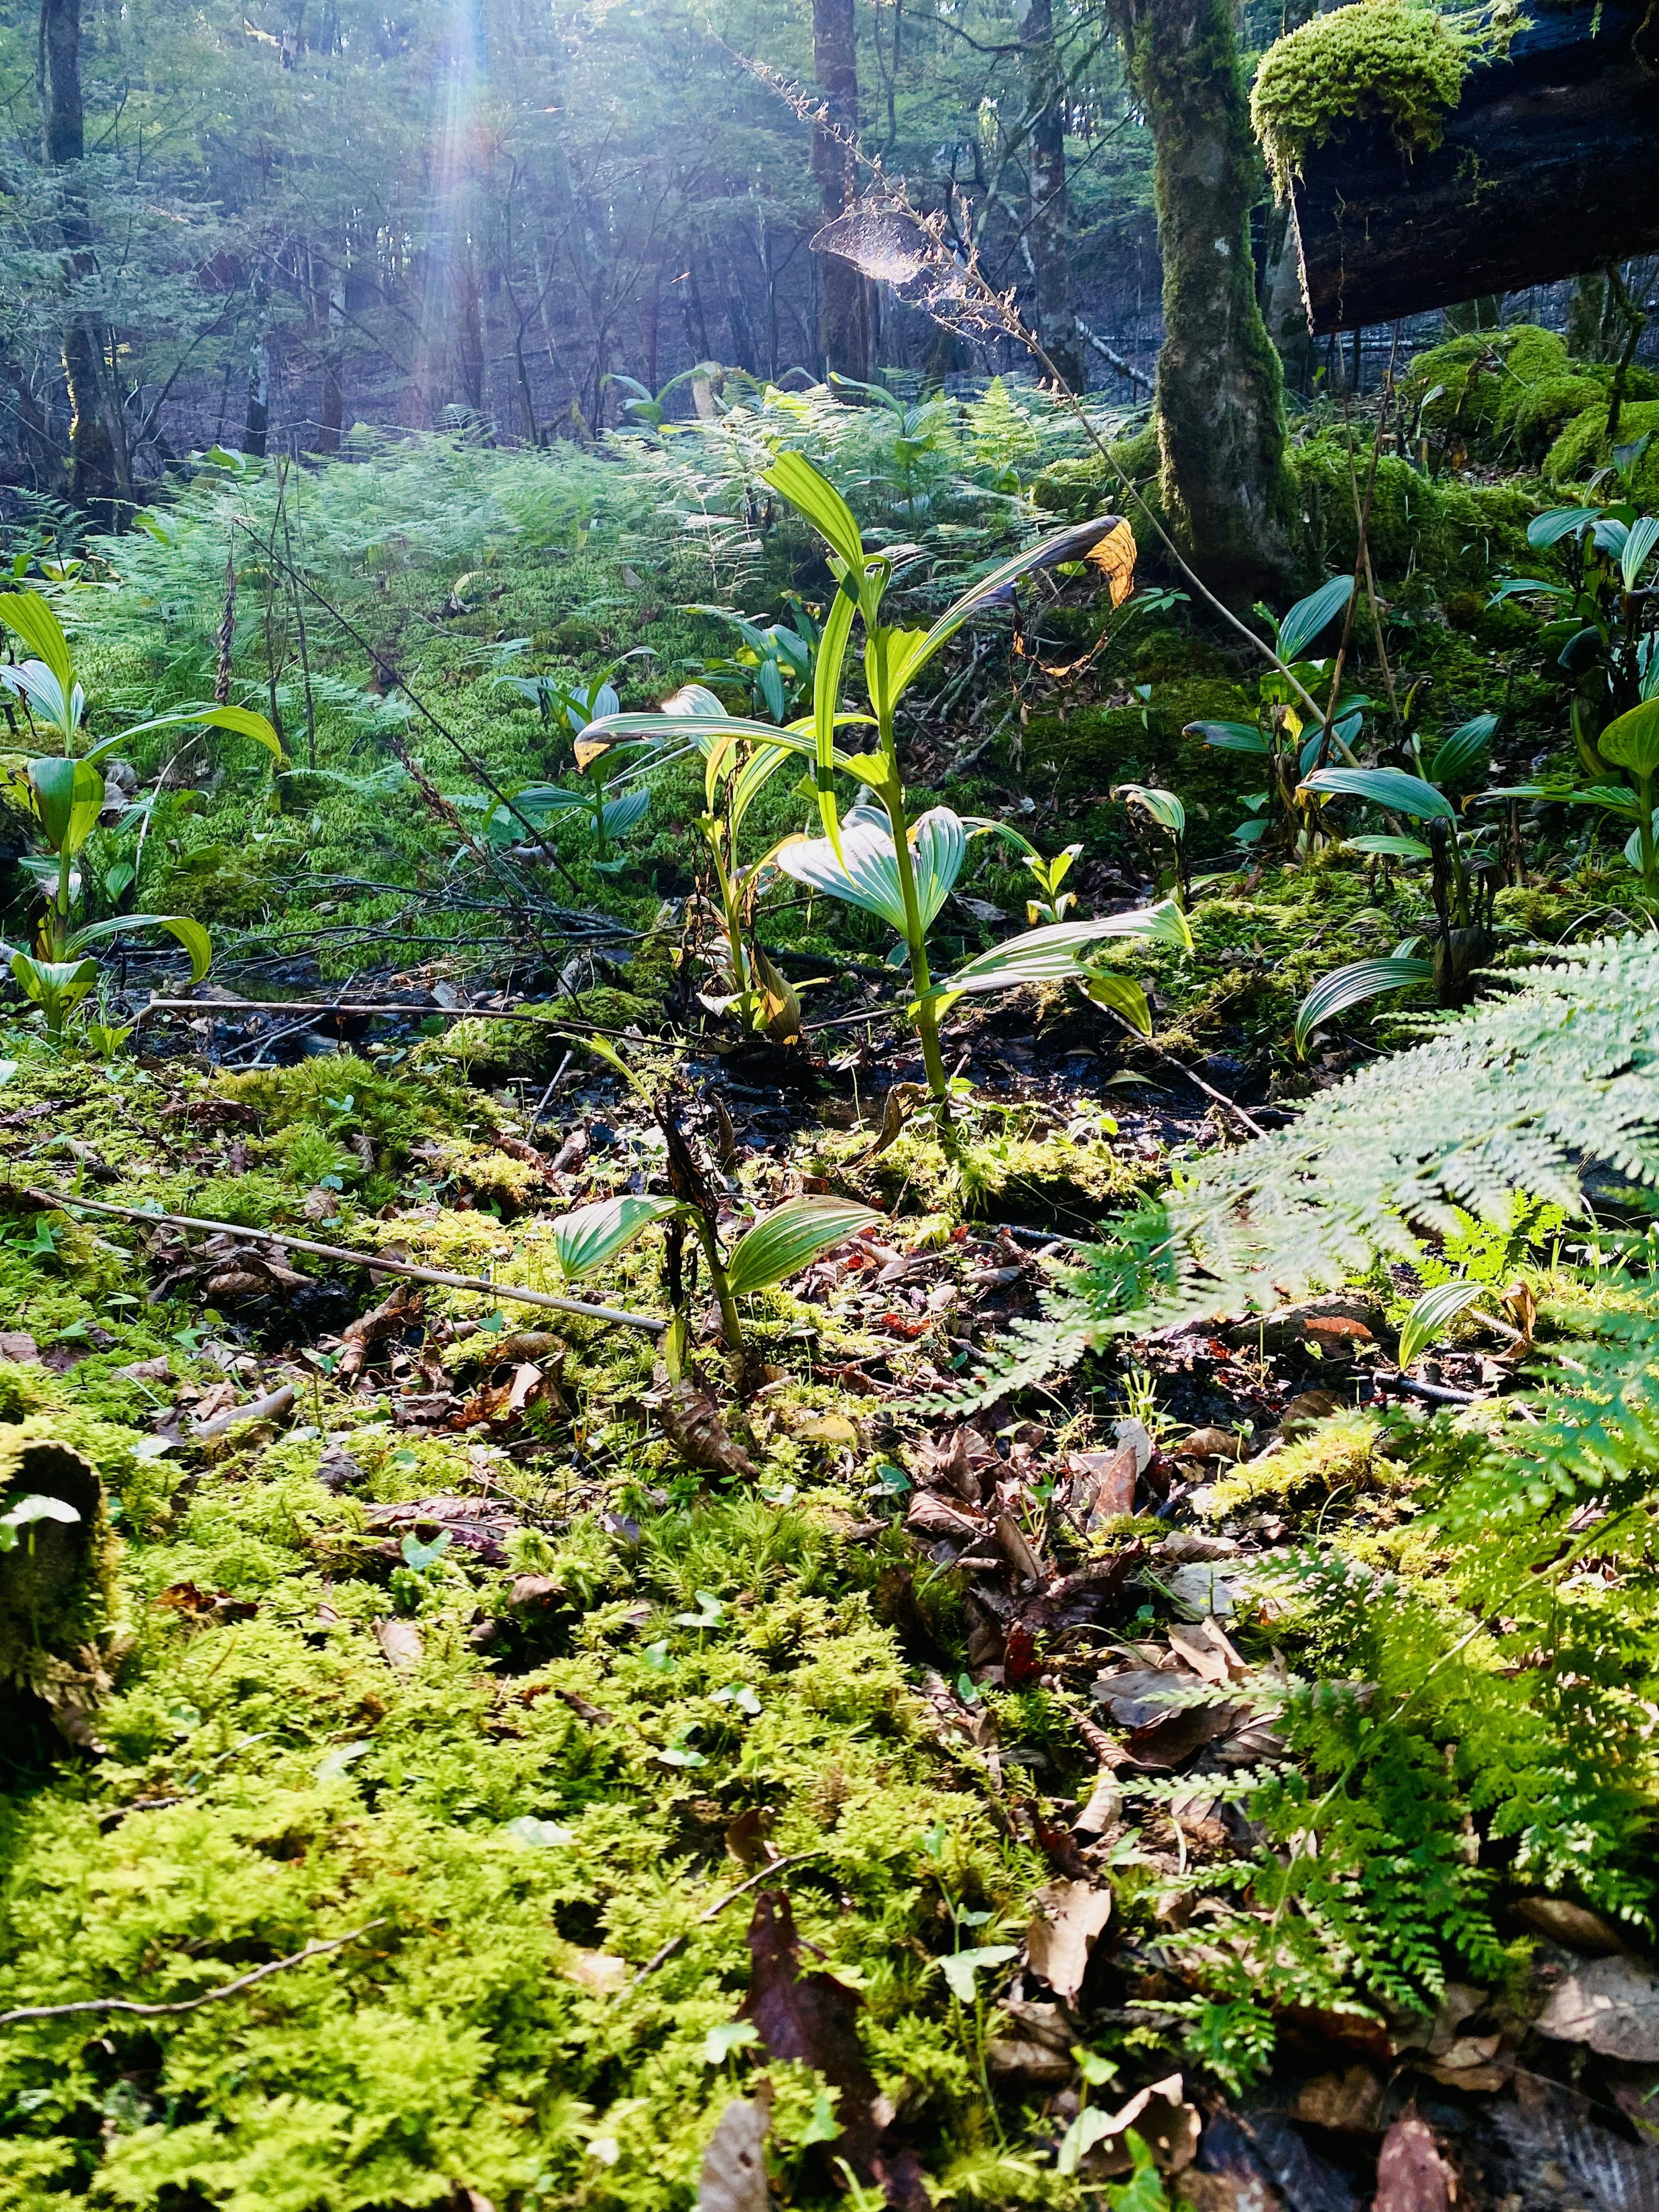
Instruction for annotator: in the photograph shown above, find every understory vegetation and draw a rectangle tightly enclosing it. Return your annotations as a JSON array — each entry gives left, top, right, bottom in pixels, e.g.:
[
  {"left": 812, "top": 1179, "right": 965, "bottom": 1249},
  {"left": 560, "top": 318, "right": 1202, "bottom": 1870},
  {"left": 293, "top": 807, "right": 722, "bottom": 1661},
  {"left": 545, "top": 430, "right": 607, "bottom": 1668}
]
[{"left": 4, "top": 361, "right": 1659, "bottom": 2212}]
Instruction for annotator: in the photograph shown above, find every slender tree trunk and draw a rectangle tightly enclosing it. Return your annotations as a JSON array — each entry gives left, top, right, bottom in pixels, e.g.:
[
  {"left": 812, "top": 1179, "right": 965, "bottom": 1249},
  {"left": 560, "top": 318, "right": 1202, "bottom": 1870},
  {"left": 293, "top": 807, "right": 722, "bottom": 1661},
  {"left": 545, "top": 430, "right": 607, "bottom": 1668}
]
[
  {"left": 1112, "top": 0, "right": 1300, "bottom": 602},
  {"left": 243, "top": 275, "right": 271, "bottom": 458},
  {"left": 1259, "top": 0, "right": 1314, "bottom": 395},
  {"left": 1023, "top": 0, "right": 1083, "bottom": 393},
  {"left": 812, "top": 0, "right": 877, "bottom": 383},
  {"left": 39, "top": 0, "right": 124, "bottom": 522},
  {"left": 1567, "top": 270, "right": 1609, "bottom": 359}
]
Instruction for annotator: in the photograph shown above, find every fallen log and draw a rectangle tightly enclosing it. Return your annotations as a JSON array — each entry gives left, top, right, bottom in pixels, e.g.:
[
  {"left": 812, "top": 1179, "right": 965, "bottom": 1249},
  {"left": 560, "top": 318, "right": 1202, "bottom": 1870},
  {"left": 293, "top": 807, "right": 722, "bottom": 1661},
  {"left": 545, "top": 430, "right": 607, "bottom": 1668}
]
[{"left": 1290, "top": 2, "right": 1659, "bottom": 333}]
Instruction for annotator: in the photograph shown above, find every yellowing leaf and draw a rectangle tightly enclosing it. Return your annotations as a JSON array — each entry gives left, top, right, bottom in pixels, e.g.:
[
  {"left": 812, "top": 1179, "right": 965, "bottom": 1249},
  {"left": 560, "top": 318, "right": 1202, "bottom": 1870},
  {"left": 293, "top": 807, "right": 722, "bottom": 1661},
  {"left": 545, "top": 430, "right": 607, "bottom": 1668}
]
[{"left": 1087, "top": 518, "right": 1137, "bottom": 608}]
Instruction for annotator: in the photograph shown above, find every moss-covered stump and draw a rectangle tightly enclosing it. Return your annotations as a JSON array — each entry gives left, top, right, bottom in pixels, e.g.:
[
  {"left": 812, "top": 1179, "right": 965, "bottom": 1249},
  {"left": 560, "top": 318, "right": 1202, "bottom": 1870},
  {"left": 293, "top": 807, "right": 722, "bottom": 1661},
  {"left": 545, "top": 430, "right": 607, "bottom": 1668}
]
[{"left": 0, "top": 1424, "right": 115, "bottom": 1699}]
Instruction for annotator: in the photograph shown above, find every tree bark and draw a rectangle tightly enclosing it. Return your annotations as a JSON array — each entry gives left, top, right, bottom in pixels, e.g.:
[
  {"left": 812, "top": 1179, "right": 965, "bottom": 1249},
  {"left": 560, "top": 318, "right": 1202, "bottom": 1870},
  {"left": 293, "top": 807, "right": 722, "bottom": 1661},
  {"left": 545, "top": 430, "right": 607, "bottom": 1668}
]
[
  {"left": 243, "top": 276, "right": 271, "bottom": 458},
  {"left": 1112, "top": 0, "right": 1300, "bottom": 602},
  {"left": 1567, "top": 272, "right": 1610, "bottom": 361},
  {"left": 38, "top": 0, "right": 124, "bottom": 522},
  {"left": 1023, "top": 0, "right": 1083, "bottom": 393},
  {"left": 812, "top": 0, "right": 877, "bottom": 384}
]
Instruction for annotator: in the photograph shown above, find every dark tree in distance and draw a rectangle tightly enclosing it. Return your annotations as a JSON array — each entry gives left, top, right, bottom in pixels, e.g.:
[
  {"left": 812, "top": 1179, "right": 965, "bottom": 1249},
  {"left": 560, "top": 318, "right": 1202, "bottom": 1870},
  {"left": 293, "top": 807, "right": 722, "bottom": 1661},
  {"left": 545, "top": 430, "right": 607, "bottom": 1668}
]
[
  {"left": 37, "top": 0, "right": 124, "bottom": 518},
  {"left": 1023, "top": 0, "right": 1084, "bottom": 394},
  {"left": 813, "top": 0, "right": 877, "bottom": 382}
]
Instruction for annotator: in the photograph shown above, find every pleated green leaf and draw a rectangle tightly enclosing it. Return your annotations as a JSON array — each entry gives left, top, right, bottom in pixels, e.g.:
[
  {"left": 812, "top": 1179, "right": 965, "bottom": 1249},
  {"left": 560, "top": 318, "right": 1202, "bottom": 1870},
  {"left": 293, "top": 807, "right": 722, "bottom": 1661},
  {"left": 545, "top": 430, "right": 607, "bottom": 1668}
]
[
  {"left": 551, "top": 1195, "right": 683, "bottom": 1281},
  {"left": 1293, "top": 955, "right": 1435, "bottom": 1058},
  {"left": 725, "top": 1195, "right": 884, "bottom": 1299}
]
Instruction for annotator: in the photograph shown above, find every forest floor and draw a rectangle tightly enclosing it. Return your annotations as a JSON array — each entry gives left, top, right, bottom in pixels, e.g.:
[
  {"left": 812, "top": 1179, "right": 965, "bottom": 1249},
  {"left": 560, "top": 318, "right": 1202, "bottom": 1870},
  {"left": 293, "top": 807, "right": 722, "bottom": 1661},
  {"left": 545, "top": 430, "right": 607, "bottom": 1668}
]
[{"left": 3, "top": 389, "right": 1658, "bottom": 2212}]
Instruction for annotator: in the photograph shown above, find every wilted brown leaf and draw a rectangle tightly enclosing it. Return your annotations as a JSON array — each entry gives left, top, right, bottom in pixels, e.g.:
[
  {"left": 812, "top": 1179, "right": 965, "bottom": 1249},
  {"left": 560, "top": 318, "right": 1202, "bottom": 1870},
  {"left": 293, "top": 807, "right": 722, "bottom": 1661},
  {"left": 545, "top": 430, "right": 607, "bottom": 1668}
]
[
  {"left": 1088, "top": 518, "right": 1138, "bottom": 608},
  {"left": 737, "top": 1890, "right": 925, "bottom": 2208},
  {"left": 698, "top": 2094, "right": 772, "bottom": 2212},
  {"left": 375, "top": 1617, "right": 423, "bottom": 1672},
  {"left": 1025, "top": 1878, "right": 1112, "bottom": 2002},
  {"left": 656, "top": 1379, "right": 758, "bottom": 1480},
  {"left": 1537, "top": 1955, "right": 1659, "bottom": 2060},
  {"left": 1374, "top": 2112, "right": 1451, "bottom": 2212}
]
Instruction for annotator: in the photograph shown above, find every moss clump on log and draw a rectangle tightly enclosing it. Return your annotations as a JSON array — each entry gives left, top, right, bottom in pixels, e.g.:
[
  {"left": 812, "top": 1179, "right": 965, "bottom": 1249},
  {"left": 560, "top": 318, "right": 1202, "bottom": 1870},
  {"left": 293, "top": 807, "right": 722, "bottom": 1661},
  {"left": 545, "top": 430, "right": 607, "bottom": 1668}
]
[
  {"left": 1402, "top": 323, "right": 1659, "bottom": 460},
  {"left": 1251, "top": 0, "right": 1473, "bottom": 196}
]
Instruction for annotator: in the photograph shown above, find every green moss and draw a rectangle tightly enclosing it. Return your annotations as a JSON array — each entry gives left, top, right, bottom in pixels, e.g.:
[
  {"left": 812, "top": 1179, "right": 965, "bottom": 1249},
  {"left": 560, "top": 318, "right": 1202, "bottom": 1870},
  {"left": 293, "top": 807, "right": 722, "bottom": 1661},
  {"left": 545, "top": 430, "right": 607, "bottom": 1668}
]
[
  {"left": 1252, "top": 0, "right": 1472, "bottom": 196},
  {"left": 1028, "top": 428, "right": 1161, "bottom": 524},
  {"left": 1547, "top": 397, "right": 1659, "bottom": 502}
]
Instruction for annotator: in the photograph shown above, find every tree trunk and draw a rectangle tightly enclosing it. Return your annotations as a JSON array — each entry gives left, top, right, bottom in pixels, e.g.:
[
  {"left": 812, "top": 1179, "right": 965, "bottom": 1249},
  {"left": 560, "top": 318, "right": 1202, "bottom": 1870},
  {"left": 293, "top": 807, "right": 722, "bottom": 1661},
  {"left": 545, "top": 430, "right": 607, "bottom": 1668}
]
[
  {"left": 243, "top": 276, "right": 271, "bottom": 458},
  {"left": 812, "top": 0, "right": 877, "bottom": 383},
  {"left": 1113, "top": 0, "right": 1300, "bottom": 602},
  {"left": 38, "top": 0, "right": 124, "bottom": 523},
  {"left": 1567, "top": 271, "right": 1610, "bottom": 359},
  {"left": 1023, "top": 0, "right": 1083, "bottom": 393}
]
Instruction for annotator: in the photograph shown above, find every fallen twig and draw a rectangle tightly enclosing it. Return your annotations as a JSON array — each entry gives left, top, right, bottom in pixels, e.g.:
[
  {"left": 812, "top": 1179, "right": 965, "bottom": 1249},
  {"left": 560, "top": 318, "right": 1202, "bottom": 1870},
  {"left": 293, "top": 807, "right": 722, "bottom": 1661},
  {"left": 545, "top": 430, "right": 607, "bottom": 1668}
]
[
  {"left": 0, "top": 1920, "right": 387, "bottom": 2028},
  {"left": 136, "top": 996, "right": 647, "bottom": 1038},
  {"left": 8, "top": 1185, "right": 666, "bottom": 1335},
  {"left": 626, "top": 1850, "right": 826, "bottom": 1988}
]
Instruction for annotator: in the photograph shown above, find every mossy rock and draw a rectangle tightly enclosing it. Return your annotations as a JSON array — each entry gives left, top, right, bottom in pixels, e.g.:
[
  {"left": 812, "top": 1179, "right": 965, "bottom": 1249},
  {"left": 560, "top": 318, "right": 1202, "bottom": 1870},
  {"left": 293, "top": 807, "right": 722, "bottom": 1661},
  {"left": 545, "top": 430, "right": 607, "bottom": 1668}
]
[
  {"left": 1512, "top": 375, "right": 1606, "bottom": 460},
  {"left": 1547, "top": 399, "right": 1659, "bottom": 502},
  {"left": 1251, "top": 0, "right": 1472, "bottom": 196},
  {"left": 0, "top": 1429, "right": 117, "bottom": 1688},
  {"left": 1029, "top": 428, "right": 1160, "bottom": 523},
  {"left": 1402, "top": 324, "right": 1573, "bottom": 456}
]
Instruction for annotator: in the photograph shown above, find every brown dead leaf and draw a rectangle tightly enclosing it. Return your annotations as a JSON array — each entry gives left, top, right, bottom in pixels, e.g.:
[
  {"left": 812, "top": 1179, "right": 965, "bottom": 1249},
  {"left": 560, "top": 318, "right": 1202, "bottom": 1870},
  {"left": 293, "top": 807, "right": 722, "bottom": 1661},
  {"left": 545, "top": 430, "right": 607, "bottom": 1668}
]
[
  {"left": 375, "top": 1617, "right": 424, "bottom": 1673},
  {"left": 1175, "top": 1428, "right": 1244, "bottom": 1462},
  {"left": 1088, "top": 518, "right": 1138, "bottom": 608},
  {"left": 1291, "top": 2066, "right": 1384, "bottom": 2135},
  {"left": 154, "top": 1582, "right": 258, "bottom": 1625},
  {"left": 656, "top": 1379, "right": 758, "bottom": 1480},
  {"left": 697, "top": 2093, "right": 772, "bottom": 2212},
  {"left": 1514, "top": 1894, "right": 1626, "bottom": 1954},
  {"left": 1025, "top": 1878, "right": 1112, "bottom": 2002},
  {"left": 738, "top": 1890, "right": 925, "bottom": 2207},
  {"left": 1537, "top": 1955, "right": 1659, "bottom": 2060},
  {"left": 1067, "top": 1444, "right": 1138, "bottom": 1524},
  {"left": 725, "top": 1806, "right": 778, "bottom": 1866},
  {"left": 1374, "top": 2112, "right": 1451, "bottom": 2212},
  {"left": 338, "top": 1280, "right": 424, "bottom": 1382},
  {"left": 905, "top": 1491, "right": 986, "bottom": 1541},
  {"left": 914, "top": 1423, "right": 999, "bottom": 1505},
  {"left": 853, "top": 1082, "right": 927, "bottom": 1166}
]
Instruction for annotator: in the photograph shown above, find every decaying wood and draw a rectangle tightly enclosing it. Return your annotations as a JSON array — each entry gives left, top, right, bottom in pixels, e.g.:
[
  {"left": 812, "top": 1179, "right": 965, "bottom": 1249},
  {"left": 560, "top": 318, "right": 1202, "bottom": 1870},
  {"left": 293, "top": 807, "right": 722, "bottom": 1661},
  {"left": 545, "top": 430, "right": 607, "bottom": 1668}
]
[{"left": 1291, "top": 3, "right": 1659, "bottom": 332}]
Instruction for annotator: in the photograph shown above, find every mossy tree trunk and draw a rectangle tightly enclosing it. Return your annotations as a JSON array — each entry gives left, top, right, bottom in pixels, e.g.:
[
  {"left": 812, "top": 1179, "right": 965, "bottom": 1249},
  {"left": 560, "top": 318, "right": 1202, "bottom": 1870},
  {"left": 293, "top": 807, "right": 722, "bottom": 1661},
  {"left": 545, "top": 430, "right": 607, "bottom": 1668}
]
[{"left": 1112, "top": 0, "right": 1301, "bottom": 603}]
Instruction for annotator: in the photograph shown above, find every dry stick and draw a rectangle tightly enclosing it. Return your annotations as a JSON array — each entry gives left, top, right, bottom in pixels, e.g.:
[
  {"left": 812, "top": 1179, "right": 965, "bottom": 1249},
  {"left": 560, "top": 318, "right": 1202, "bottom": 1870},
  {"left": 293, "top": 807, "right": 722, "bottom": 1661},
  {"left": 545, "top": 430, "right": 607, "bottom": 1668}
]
[
  {"left": 9, "top": 1185, "right": 666, "bottom": 1335},
  {"left": 0, "top": 1921, "right": 387, "bottom": 2029},
  {"left": 134, "top": 996, "right": 652, "bottom": 1038},
  {"left": 626, "top": 1850, "right": 826, "bottom": 1989}
]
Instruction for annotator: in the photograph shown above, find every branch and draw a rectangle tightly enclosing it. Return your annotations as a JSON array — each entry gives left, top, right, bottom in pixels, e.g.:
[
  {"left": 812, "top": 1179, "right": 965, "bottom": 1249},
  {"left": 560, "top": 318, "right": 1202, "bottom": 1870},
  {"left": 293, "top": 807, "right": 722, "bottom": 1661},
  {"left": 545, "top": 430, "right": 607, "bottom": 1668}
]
[
  {"left": 627, "top": 1852, "right": 826, "bottom": 1988},
  {"left": 0, "top": 1921, "right": 387, "bottom": 2029},
  {"left": 8, "top": 1185, "right": 667, "bottom": 1335}
]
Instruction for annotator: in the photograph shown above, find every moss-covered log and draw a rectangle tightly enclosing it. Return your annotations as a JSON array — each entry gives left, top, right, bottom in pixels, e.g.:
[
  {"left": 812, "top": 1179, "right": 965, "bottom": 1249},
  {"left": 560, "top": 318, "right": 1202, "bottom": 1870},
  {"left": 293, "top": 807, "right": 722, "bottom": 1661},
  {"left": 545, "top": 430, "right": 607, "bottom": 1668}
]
[
  {"left": 1281, "top": 1, "right": 1659, "bottom": 333},
  {"left": 1113, "top": 0, "right": 1301, "bottom": 602}
]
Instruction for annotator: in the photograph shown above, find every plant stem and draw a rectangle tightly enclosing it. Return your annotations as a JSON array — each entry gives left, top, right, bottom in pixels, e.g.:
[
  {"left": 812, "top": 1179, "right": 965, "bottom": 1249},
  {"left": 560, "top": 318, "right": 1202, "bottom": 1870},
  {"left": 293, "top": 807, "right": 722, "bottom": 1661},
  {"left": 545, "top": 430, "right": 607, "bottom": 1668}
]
[
  {"left": 692, "top": 1217, "right": 746, "bottom": 1354},
  {"left": 878, "top": 768, "right": 951, "bottom": 1106},
  {"left": 1640, "top": 772, "right": 1656, "bottom": 892}
]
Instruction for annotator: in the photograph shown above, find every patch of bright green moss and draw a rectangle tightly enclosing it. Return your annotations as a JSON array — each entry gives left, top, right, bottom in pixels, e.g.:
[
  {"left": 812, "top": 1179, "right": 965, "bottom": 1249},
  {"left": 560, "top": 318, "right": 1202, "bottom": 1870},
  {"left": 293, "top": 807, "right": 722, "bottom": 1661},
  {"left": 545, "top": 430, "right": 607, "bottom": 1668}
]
[{"left": 1547, "top": 398, "right": 1659, "bottom": 503}]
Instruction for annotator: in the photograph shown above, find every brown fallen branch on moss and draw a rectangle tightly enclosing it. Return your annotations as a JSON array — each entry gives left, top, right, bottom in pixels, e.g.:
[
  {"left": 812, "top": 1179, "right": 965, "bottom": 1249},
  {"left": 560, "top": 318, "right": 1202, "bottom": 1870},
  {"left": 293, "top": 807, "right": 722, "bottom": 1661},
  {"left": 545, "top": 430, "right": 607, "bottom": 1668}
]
[
  {"left": 0, "top": 1920, "right": 388, "bottom": 2028},
  {"left": 7, "top": 1185, "right": 666, "bottom": 1335}
]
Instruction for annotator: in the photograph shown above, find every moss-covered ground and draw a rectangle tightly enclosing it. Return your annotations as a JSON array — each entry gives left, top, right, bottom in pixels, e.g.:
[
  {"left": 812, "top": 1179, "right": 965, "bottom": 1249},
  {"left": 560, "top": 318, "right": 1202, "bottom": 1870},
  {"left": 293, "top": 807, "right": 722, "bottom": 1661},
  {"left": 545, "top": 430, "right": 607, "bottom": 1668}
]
[{"left": 3, "top": 378, "right": 1659, "bottom": 2212}]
